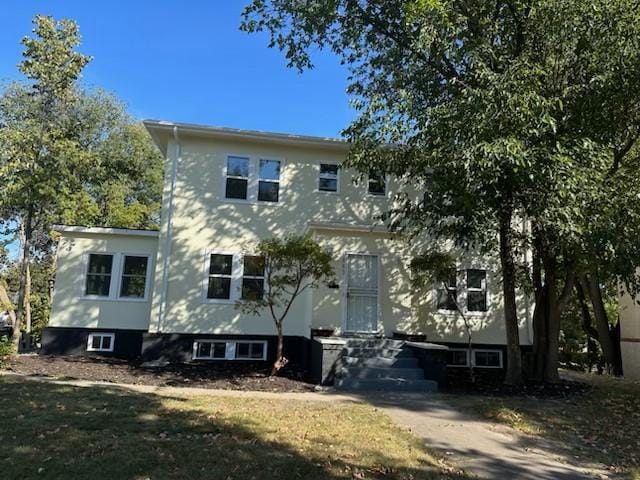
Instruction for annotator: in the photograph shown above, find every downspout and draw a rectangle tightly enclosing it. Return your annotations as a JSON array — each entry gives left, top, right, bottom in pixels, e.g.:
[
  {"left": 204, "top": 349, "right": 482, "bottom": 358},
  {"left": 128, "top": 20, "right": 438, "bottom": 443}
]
[{"left": 157, "top": 125, "right": 181, "bottom": 332}]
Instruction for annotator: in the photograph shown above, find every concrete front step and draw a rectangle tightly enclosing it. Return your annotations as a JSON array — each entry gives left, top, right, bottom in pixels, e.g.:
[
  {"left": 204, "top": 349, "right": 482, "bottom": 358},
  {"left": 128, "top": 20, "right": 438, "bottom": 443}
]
[
  {"left": 340, "top": 355, "right": 419, "bottom": 369},
  {"left": 335, "top": 377, "right": 438, "bottom": 392},
  {"left": 342, "top": 347, "right": 413, "bottom": 359},
  {"left": 336, "top": 366, "right": 425, "bottom": 380}
]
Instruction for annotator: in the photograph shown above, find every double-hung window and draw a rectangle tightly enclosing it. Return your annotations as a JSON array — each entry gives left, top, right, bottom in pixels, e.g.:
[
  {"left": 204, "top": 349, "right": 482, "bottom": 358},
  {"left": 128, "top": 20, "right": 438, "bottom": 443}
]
[
  {"left": 258, "top": 159, "right": 281, "bottom": 202},
  {"left": 368, "top": 172, "right": 386, "bottom": 196},
  {"left": 85, "top": 254, "right": 114, "bottom": 297},
  {"left": 207, "top": 254, "right": 233, "bottom": 300},
  {"left": 436, "top": 269, "right": 458, "bottom": 311},
  {"left": 225, "top": 156, "right": 250, "bottom": 200},
  {"left": 242, "top": 256, "right": 265, "bottom": 300},
  {"left": 120, "top": 256, "right": 149, "bottom": 298},
  {"left": 318, "top": 163, "right": 339, "bottom": 192},
  {"left": 466, "top": 269, "right": 488, "bottom": 312}
]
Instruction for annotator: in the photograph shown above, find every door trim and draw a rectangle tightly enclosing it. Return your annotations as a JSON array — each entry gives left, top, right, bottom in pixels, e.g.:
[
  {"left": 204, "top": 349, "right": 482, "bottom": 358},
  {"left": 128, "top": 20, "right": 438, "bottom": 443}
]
[{"left": 342, "top": 252, "right": 381, "bottom": 334}]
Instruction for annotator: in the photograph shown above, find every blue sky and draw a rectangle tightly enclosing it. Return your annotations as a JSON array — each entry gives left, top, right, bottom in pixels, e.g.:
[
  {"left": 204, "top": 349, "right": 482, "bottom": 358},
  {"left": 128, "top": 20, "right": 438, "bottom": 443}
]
[{"left": 0, "top": 1, "right": 353, "bottom": 137}]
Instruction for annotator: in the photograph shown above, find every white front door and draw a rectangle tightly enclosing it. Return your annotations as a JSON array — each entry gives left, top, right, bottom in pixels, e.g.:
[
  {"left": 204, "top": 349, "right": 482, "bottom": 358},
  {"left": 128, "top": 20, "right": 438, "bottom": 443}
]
[{"left": 344, "top": 254, "right": 379, "bottom": 333}]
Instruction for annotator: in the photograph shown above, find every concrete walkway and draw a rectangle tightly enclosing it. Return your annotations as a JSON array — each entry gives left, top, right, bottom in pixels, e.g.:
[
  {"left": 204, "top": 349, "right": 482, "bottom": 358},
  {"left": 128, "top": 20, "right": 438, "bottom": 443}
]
[{"left": 0, "top": 371, "right": 613, "bottom": 479}]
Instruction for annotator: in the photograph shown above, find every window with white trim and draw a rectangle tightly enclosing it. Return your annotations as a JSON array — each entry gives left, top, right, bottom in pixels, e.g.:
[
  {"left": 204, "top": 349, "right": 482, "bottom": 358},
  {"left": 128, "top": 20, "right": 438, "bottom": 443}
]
[
  {"left": 207, "top": 254, "right": 233, "bottom": 300},
  {"left": 87, "top": 333, "right": 115, "bottom": 352},
  {"left": 120, "top": 256, "right": 149, "bottom": 298},
  {"left": 446, "top": 349, "right": 469, "bottom": 367},
  {"left": 368, "top": 172, "right": 386, "bottom": 196},
  {"left": 225, "top": 156, "right": 250, "bottom": 200},
  {"left": 85, "top": 254, "right": 114, "bottom": 297},
  {"left": 192, "top": 340, "right": 267, "bottom": 360},
  {"left": 467, "top": 269, "right": 487, "bottom": 312},
  {"left": 473, "top": 350, "right": 502, "bottom": 368},
  {"left": 318, "top": 163, "right": 339, "bottom": 192},
  {"left": 436, "top": 269, "right": 458, "bottom": 311},
  {"left": 242, "top": 256, "right": 265, "bottom": 300},
  {"left": 258, "top": 159, "right": 280, "bottom": 202}
]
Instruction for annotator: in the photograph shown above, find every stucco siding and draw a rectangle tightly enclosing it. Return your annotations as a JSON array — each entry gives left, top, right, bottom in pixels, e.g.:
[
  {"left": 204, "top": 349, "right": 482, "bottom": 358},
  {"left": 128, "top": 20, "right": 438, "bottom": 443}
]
[
  {"left": 620, "top": 292, "right": 640, "bottom": 379},
  {"left": 50, "top": 232, "right": 158, "bottom": 331}
]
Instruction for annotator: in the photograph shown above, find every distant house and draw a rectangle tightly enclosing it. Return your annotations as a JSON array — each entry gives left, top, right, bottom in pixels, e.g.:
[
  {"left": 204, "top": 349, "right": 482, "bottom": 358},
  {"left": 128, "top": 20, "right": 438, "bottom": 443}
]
[{"left": 41, "top": 120, "right": 534, "bottom": 387}]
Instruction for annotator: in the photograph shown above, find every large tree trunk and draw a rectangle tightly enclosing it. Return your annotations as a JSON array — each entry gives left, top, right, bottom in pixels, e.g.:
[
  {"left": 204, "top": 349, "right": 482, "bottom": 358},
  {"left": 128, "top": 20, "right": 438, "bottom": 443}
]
[
  {"left": 498, "top": 205, "right": 522, "bottom": 385},
  {"left": 579, "top": 273, "right": 622, "bottom": 375},
  {"left": 531, "top": 257, "right": 549, "bottom": 382},
  {"left": 13, "top": 213, "right": 33, "bottom": 350}
]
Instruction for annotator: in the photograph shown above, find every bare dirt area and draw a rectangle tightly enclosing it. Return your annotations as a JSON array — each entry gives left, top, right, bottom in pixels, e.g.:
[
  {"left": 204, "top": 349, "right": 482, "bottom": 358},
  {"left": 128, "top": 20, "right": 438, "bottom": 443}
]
[{"left": 5, "top": 354, "right": 315, "bottom": 392}]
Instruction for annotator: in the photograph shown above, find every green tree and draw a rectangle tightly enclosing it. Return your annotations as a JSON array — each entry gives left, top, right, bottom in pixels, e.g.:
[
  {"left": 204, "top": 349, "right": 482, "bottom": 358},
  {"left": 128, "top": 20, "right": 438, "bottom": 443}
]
[
  {"left": 0, "top": 15, "right": 164, "bottom": 347},
  {"left": 241, "top": 0, "right": 640, "bottom": 383},
  {"left": 237, "top": 235, "right": 334, "bottom": 375}
]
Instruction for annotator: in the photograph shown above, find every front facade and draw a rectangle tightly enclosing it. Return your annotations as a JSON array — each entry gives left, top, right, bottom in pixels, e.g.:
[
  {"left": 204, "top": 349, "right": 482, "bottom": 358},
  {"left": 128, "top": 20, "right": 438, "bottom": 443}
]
[{"left": 43, "top": 120, "right": 534, "bottom": 371}]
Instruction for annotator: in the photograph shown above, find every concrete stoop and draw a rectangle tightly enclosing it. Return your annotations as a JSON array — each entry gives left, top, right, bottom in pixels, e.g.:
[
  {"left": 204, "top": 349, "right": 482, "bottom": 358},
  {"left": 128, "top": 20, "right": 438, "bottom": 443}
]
[{"left": 334, "top": 339, "right": 438, "bottom": 392}]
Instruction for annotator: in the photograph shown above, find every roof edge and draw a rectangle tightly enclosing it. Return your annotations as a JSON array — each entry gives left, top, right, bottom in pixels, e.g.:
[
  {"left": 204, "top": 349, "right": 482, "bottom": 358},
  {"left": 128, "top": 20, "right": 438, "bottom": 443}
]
[
  {"left": 143, "top": 120, "right": 350, "bottom": 153},
  {"left": 53, "top": 225, "right": 160, "bottom": 238}
]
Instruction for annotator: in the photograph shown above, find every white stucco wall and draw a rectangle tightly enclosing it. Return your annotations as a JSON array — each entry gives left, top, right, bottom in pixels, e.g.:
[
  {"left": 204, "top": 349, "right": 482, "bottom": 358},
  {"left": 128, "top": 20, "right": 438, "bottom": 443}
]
[
  {"left": 50, "top": 232, "right": 158, "bottom": 331},
  {"left": 619, "top": 292, "right": 640, "bottom": 380}
]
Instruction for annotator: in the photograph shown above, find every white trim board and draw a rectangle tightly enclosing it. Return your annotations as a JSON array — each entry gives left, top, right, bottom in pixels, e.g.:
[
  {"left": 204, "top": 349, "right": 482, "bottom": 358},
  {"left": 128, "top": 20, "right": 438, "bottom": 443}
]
[{"left": 54, "top": 225, "right": 159, "bottom": 237}]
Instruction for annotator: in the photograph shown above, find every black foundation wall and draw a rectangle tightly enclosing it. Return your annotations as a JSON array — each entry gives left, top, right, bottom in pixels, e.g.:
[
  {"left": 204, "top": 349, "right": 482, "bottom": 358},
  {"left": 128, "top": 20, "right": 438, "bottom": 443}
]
[
  {"left": 40, "top": 327, "right": 145, "bottom": 359},
  {"left": 141, "top": 333, "right": 310, "bottom": 367}
]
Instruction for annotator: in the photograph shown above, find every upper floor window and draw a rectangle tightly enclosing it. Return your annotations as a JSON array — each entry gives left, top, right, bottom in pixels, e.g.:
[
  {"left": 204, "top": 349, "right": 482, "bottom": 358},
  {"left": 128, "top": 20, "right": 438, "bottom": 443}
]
[
  {"left": 467, "top": 269, "right": 487, "bottom": 312},
  {"left": 319, "top": 163, "right": 339, "bottom": 192},
  {"left": 258, "top": 159, "right": 280, "bottom": 202},
  {"left": 225, "top": 156, "right": 250, "bottom": 200},
  {"left": 368, "top": 172, "right": 386, "bottom": 196},
  {"left": 436, "top": 269, "right": 458, "bottom": 311},
  {"left": 85, "top": 254, "right": 113, "bottom": 297}
]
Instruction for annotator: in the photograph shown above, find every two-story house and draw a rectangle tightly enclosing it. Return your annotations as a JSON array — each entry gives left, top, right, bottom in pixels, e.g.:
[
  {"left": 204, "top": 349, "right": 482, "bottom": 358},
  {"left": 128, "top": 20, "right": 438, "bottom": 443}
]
[{"left": 42, "top": 120, "right": 533, "bottom": 379}]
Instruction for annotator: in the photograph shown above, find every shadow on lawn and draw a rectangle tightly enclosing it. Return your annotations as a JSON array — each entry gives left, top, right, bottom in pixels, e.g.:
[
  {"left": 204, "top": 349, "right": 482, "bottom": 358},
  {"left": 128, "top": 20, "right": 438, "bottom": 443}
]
[{"left": 0, "top": 378, "right": 470, "bottom": 480}]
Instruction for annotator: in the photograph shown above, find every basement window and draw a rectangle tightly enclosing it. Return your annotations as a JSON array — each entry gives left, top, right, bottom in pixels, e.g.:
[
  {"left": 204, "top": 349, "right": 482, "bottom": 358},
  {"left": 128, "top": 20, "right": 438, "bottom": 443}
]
[
  {"left": 192, "top": 340, "right": 267, "bottom": 361},
  {"left": 473, "top": 350, "right": 503, "bottom": 368},
  {"left": 446, "top": 349, "right": 469, "bottom": 367},
  {"left": 87, "top": 333, "right": 115, "bottom": 352}
]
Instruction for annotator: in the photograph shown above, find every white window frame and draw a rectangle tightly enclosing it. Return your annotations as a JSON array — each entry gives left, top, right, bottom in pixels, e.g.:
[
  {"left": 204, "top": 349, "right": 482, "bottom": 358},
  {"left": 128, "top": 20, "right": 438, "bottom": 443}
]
[
  {"left": 82, "top": 252, "right": 151, "bottom": 302},
  {"left": 192, "top": 340, "right": 267, "bottom": 361},
  {"left": 445, "top": 348, "right": 503, "bottom": 369},
  {"left": 118, "top": 254, "right": 152, "bottom": 301},
  {"left": 317, "top": 162, "right": 340, "bottom": 194},
  {"left": 367, "top": 172, "right": 388, "bottom": 197},
  {"left": 466, "top": 269, "right": 488, "bottom": 313},
  {"left": 446, "top": 348, "right": 470, "bottom": 368},
  {"left": 83, "top": 252, "right": 116, "bottom": 299},
  {"left": 221, "top": 154, "right": 285, "bottom": 205},
  {"left": 434, "top": 266, "right": 491, "bottom": 315},
  {"left": 202, "top": 251, "right": 242, "bottom": 304},
  {"left": 87, "top": 332, "right": 115, "bottom": 352},
  {"left": 472, "top": 349, "right": 503, "bottom": 369},
  {"left": 224, "top": 155, "right": 251, "bottom": 202},
  {"left": 241, "top": 255, "right": 266, "bottom": 301},
  {"left": 257, "top": 158, "right": 281, "bottom": 203}
]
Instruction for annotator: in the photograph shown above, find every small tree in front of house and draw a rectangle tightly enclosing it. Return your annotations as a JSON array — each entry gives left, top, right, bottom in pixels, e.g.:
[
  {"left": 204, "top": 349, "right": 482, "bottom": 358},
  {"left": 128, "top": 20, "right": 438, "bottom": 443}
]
[{"left": 237, "top": 235, "right": 334, "bottom": 375}]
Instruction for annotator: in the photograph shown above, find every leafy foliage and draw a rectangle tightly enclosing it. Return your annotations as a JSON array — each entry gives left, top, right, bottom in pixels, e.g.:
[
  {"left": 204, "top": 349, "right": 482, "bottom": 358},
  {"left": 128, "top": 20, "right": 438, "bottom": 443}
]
[{"left": 237, "top": 235, "right": 333, "bottom": 374}]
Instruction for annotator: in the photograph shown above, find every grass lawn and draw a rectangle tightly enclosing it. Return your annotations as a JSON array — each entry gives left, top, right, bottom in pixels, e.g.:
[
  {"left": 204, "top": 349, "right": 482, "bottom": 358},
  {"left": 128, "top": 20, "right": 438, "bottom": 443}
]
[
  {"left": 451, "top": 371, "right": 640, "bottom": 478},
  {"left": 0, "top": 376, "right": 467, "bottom": 480}
]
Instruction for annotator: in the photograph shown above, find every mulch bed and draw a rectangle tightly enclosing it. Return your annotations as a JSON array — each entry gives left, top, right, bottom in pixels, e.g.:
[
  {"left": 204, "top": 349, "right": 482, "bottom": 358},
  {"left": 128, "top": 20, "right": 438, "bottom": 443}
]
[
  {"left": 4, "top": 355, "right": 315, "bottom": 392},
  {"left": 442, "top": 368, "right": 593, "bottom": 399}
]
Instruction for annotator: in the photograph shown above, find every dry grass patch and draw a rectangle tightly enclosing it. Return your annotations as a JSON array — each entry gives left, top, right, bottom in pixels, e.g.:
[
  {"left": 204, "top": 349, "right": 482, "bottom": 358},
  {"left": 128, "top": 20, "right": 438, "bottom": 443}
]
[{"left": 0, "top": 376, "right": 468, "bottom": 479}]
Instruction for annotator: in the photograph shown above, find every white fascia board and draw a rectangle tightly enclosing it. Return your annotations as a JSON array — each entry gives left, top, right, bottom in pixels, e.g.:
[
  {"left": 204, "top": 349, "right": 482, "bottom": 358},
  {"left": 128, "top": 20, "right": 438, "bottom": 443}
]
[{"left": 53, "top": 225, "right": 160, "bottom": 238}]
